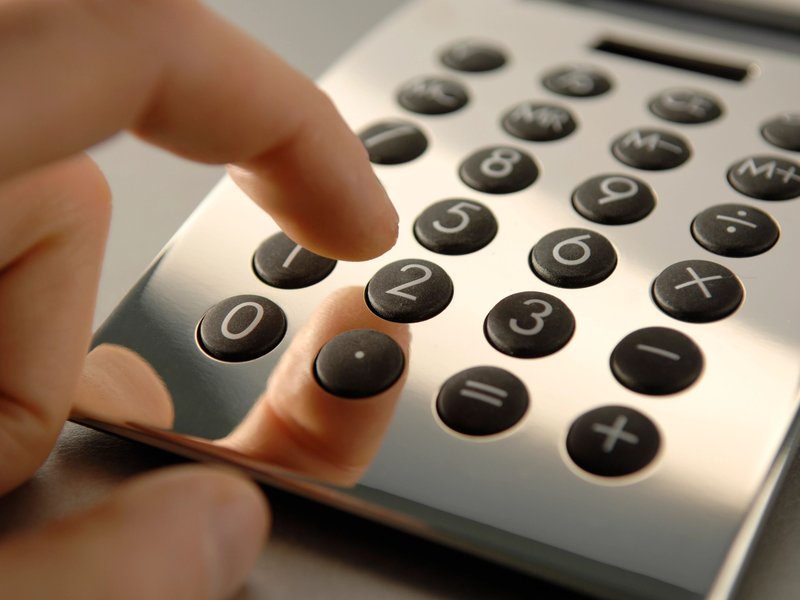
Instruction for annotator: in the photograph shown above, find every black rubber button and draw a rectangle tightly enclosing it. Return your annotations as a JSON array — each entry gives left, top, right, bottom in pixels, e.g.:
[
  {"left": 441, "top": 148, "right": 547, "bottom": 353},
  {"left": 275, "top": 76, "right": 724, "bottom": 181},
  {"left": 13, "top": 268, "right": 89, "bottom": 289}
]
[
  {"left": 761, "top": 113, "right": 800, "bottom": 152},
  {"left": 611, "top": 327, "right": 703, "bottom": 395},
  {"left": 530, "top": 228, "right": 617, "bottom": 288},
  {"left": 414, "top": 199, "right": 497, "bottom": 255},
  {"left": 692, "top": 203, "right": 779, "bottom": 257},
  {"left": 542, "top": 65, "right": 612, "bottom": 98},
  {"left": 397, "top": 76, "right": 469, "bottom": 115},
  {"left": 648, "top": 89, "right": 723, "bottom": 124},
  {"left": 253, "top": 232, "right": 336, "bottom": 289},
  {"left": 727, "top": 155, "right": 800, "bottom": 201},
  {"left": 314, "top": 329, "right": 405, "bottom": 399},
  {"left": 501, "top": 102, "right": 577, "bottom": 142},
  {"left": 484, "top": 292, "right": 575, "bottom": 358},
  {"left": 359, "top": 120, "right": 428, "bottom": 165},
  {"left": 366, "top": 258, "right": 453, "bottom": 323},
  {"left": 440, "top": 40, "right": 507, "bottom": 72},
  {"left": 652, "top": 259, "right": 743, "bottom": 323},
  {"left": 611, "top": 128, "right": 691, "bottom": 170},
  {"left": 198, "top": 295, "right": 287, "bottom": 362},
  {"left": 572, "top": 174, "right": 656, "bottom": 225},
  {"left": 567, "top": 406, "right": 660, "bottom": 477},
  {"left": 436, "top": 366, "right": 528, "bottom": 436},
  {"left": 459, "top": 145, "right": 539, "bottom": 194}
]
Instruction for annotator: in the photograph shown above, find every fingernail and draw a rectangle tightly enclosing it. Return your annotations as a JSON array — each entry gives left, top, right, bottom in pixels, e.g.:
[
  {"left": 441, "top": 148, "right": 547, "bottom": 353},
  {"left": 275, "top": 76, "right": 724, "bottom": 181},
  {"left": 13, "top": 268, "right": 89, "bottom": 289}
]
[{"left": 207, "top": 474, "right": 269, "bottom": 599}]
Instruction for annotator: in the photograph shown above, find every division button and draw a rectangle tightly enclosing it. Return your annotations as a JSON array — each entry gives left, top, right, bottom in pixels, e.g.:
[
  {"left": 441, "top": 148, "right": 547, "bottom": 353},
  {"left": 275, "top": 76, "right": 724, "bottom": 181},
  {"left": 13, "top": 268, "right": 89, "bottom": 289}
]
[
  {"left": 440, "top": 39, "right": 507, "bottom": 72},
  {"left": 358, "top": 120, "right": 428, "bottom": 165},
  {"left": 652, "top": 259, "right": 743, "bottom": 323},
  {"left": 648, "top": 88, "right": 723, "bottom": 124},
  {"left": 530, "top": 228, "right": 617, "bottom": 288},
  {"left": 314, "top": 329, "right": 405, "bottom": 399},
  {"left": 611, "top": 327, "right": 703, "bottom": 395},
  {"left": 567, "top": 406, "right": 660, "bottom": 477},
  {"left": 253, "top": 232, "right": 336, "bottom": 289},
  {"left": 198, "top": 295, "right": 287, "bottom": 362},
  {"left": 484, "top": 292, "right": 575, "bottom": 358},
  {"left": 572, "top": 174, "right": 656, "bottom": 225},
  {"left": 414, "top": 199, "right": 497, "bottom": 255},
  {"left": 541, "top": 65, "right": 612, "bottom": 98},
  {"left": 501, "top": 102, "right": 577, "bottom": 142},
  {"left": 459, "top": 145, "right": 539, "bottom": 194},
  {"left": 611, "top": 128, "right": 691, "bottom": 170},
  {"left": 397, "top": 76, "right": 469, "bottom": 115},
  {"left": 691, "top": 203, "right": 779, "bottom": 257},
  {"left": 366, "top": 258, "right": 453, "bottom": 323},
  {"left": 727, "top": 155, "right": 800, "bottom": 200},
  {"left": 761, "top": 113, "right": 800, "bottom": 152},
  {"left": 436, "top": 366, "right": 529, "bottom": 436}
]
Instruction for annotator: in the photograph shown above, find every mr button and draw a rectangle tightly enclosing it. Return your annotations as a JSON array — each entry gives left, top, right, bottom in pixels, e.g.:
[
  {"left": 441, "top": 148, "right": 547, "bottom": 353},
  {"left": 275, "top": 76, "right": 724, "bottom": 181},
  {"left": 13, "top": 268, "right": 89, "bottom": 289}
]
[{"left": 567, "top": 406, "right": 660, "bottom": 477}]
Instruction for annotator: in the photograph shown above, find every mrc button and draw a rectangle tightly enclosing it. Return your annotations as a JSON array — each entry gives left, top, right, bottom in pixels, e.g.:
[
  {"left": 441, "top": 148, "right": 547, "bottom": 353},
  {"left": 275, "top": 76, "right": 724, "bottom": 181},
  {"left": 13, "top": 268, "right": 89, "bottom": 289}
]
[{"left": 567, "top": 405, "right": 660, "bottom": 477}]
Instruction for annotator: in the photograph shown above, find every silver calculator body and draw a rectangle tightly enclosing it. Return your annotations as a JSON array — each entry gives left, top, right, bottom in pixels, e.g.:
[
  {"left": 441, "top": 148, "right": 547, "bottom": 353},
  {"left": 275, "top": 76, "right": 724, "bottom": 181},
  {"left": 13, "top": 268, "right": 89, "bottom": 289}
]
[{"left": 90, "top": 1, "right": 800, "bottom": 598}]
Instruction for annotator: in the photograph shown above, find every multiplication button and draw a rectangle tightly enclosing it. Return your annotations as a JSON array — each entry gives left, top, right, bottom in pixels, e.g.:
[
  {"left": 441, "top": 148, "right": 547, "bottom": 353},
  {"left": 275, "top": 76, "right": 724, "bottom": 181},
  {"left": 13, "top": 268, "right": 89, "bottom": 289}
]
[
  {"left": 611, "top": 327, "right": 703, "bottom": 395},
  {"left": 397, "top": 76, "right": 469, "bottom": 115},
  {"left": 484, "top": 292, "right": 575, "bottom": 358},
  {"left": 501, "top": 102, "right": 577, "bottom": 142},
  {"left": 414, "top": 199, "right": 497, "bottom": 255},
  {"left": 567, "top": 406, "right": 660, "bottom": 477},
  {"left": 611, "top": 128, "right": 691, "bottom": 170},
  {"left": 253, "top": 232, "right": 336, "bottom": 289},
  {"left": 198, "top": 295, "right": 287, "bottom": 362},
  {"left": 652, "top": 260, "right": 743, "bottom": 323},
  {"left": 359, "top": 120, "right": 428, "bottom": 165},
  {"left": 314, "top": 329, "right": 405, "bottom": 399},
  {"left": 692, "top": 203, "right": 779, "bottom": 257},
  {"left": 530, "top": 228, "right": 617, "bottom": 288},
  {"left": 436, "top": 366, "right": 528, "bottom": 436},
  {"left": 727, "top": 155, "right": 800, "bottom": 200},
  {"left": 572, "top": 174, "right": 656, "bottom": 225},
  {"left": 366, "top": 259, "right": 453, "bottom": 323},
  {"left": 459, "top": 146, "right": 539, "bottom": 194}
]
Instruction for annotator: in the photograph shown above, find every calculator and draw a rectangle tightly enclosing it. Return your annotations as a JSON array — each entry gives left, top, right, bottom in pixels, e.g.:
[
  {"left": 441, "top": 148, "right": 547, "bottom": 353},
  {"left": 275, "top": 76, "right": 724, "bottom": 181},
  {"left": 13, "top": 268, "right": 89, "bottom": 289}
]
[{"left": 88, "top": 0, "right": 800, "bottom": 598}]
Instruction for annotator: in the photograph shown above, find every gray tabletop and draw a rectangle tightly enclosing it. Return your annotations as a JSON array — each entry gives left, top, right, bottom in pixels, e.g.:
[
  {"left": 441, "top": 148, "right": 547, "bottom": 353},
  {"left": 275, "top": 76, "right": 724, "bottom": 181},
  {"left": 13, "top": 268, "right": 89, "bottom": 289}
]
[{"left": 1, "top": 1, "right": 799, "bottom": 598}]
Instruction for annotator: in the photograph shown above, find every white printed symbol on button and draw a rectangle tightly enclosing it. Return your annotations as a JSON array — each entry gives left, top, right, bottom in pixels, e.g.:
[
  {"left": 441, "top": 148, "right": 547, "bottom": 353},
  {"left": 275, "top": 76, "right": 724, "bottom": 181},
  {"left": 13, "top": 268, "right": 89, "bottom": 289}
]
[
  {"left": 459, "top": 380, "right": 507, "bottom": 408},
  {"left": 512, "top": 105, "right": 569, "bottom": 131},
  {"left": 597, "top": 176, "right": 638, "bottom": 205},
  {"left": 362, "top": 125, "right": 417, "bottom": 149},
  {"left": 221, "top": 302, "right": 265, "bottom": 340},
  {"left": 737, "top": 158, "right": 800, "bottom": 183},
  {"left": 554, "top": 71, "right": 594, "bottom": 94},
  {"left": 282, "top": 244, "right": 303, "bottom": 269},
  {"left": 636, "top": 344, "right": 681, "bottom": 361},
  {"left": 408, "top": 79, "right": 460, "bottom": 107},
  {"left": 354, "top": 350, "right": 366, "bottom": 360},
  {"left": 553, "top": 234, "right": 592, "bottom": 266},
  {"left": 661, "top": 91, "right": 712, "bottom": 117},
  {"left": 622, "top": 131, "right": 683, "bottom": 155},
  {"left": 592, "top": 415, "right": 639, "bottom": 453},
  {"left": 674, "top": 267, "right": 723, "bottom": 299},
  {"left": 716, "top": 210, "right": 757, "bottom": 234}
]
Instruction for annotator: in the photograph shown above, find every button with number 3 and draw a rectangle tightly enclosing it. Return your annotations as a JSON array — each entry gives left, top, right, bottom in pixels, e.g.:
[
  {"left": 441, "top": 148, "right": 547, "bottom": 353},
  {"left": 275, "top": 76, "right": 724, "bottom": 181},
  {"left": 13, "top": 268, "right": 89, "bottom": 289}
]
[{"left": 459, "top": 145, "right": 539, "bottom": 194}]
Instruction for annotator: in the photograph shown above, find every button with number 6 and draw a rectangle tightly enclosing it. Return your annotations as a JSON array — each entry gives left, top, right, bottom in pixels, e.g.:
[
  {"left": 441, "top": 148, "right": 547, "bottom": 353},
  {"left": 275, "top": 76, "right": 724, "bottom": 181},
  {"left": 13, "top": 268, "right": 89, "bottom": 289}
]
[{"left": 530, "top": 228, "right": 617, "bottom": 288}]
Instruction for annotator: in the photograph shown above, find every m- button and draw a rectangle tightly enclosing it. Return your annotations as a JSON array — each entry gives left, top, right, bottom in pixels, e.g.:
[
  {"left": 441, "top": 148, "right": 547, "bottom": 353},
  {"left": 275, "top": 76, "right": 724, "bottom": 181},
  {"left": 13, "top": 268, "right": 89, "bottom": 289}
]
[
  {"left": 652, "top": 259, "right": 743, "bottom": 323},
  {"left": 567, "top": 406, "right": 660, "bottom": 477}
]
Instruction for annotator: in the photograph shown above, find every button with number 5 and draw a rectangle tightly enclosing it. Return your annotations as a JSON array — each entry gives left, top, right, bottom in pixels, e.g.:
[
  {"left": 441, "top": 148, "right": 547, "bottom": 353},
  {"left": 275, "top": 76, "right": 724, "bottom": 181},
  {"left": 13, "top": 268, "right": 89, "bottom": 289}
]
[
  {"left": 414, "top": 199, "right": 498, "bottom": 254},
  {"left": 366, "top": 259, "right": 453, "bottom": 323},
  {"left": 459, "top": 145, "right": 539, "bottom": 194}
]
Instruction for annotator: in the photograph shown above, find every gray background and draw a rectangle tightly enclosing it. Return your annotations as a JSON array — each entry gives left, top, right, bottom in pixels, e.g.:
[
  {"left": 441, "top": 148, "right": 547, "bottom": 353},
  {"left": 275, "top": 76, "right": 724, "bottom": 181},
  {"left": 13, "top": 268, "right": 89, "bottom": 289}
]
[{"left": 1, "top": 1, "right": 799, "bottom": 598}]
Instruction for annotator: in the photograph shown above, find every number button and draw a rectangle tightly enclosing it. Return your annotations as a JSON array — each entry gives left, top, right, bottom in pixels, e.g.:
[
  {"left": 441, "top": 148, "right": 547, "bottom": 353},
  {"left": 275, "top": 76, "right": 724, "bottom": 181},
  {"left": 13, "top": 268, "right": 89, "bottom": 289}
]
[
  {"left": 530, "top": 228, "right": 617, "bottom": 288},
  {"left": 648, "top": 88, "right": 723, "bottom": 124},
  {"left": 397, "top": 76, "right": 469, "bottom": 115},
  {"left": 691, "top": 203, "right": 779, "bottom": 257},
  {"left": 436, "top": 366, "right": 529, "bottom": 436},
  {"left": 197, "top": 295, "right": 287, "bottom": 362},
  {"left": 761, "top": 113, "right": 800, "bottom": 152},
  {"left": 366, "top": 259, "right": 453, "bottom": 323},
  {"left": 611, "top": 327, "right": 703, "bottom": 395},
  {"left": 727, "top": 155, "right": 800, "bottom": 201},
  {"left": 611, "top": 128, "right": 691, "bottom": 170},
  {"left": 501, "top": 102, "right": 577, "bottom": 142},
  {"left": 358, "top": 120, "right": 428, "bottom": 165},
  {"left": 440, "top": 39, "right": 507, "bottom": 73},
  {"left": 314, "top": 329, "right": 405, "bottom": 399},
  {"left": 484, "top": 292, "right": 575, "bottom": 358},
  {"left": 652, "top": 259, "right": 744, "bottom": 323},
  {"left": 459, "top": 145, "right": 539, "bottom": 194},
  {"left": 541, "top": 65, "right": 612, "bottom": 98},
  {"left": 253, "top": 232, "right": 336, "bottom": 289},
  {"left": 414, "top": 199, "right": 497, "bottom": 255},
  {"left": 567, "top": 406, "right": 660, "bottom": 477},
  {"left": 572, "top": 174, "right": 656, "bottom": 225}
]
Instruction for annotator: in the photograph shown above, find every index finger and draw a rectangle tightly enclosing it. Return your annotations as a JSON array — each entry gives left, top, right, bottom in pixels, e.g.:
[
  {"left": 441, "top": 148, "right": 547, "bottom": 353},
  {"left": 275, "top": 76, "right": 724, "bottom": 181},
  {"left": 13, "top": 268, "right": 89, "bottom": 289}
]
[{"left": 0, "top": 0, "right": 397, "bottom": 260}]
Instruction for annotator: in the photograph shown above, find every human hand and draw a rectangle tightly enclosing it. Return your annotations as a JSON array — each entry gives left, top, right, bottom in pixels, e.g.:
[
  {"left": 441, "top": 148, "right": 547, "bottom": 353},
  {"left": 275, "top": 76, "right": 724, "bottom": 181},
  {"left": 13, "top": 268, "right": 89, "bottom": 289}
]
[{"left": 0, "top": 1, "right": 403, "bottom": 598}]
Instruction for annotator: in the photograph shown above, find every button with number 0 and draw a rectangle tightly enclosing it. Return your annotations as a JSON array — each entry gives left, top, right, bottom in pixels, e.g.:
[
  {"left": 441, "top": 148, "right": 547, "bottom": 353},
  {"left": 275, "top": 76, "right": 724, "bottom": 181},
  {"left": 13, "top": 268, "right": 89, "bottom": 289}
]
[
  {"left": 530, "top": 228, "right": 617, "bottom": 288},
  {"left": 414, "top": 199, "right": 497, "bottom": 255},
  {"left": 366, "top": 259, "right": 453, "bottom": 323},
  {"left": 484, "top": 292, "right": 575, "bottom": 358},
  {"left": 198, "top": 295, "right": 287, "bottom": 362},
  {"left": 459, "top": 145, "right": 539, "bottom": 194}
]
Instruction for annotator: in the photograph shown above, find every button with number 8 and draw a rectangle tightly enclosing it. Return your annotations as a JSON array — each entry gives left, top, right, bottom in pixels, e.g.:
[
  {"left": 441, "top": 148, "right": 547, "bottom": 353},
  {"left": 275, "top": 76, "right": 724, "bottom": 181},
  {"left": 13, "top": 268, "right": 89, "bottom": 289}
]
[{"left": 459, "top": 145, "right": 539, "bottom": 194}]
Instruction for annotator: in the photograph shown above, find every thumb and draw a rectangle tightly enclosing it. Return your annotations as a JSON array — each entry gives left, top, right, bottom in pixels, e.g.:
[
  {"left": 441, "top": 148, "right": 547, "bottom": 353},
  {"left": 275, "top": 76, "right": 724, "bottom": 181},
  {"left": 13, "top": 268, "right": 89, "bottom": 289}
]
[{"left": 0, "top": 465, "right": 269, "bottom": 600}]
